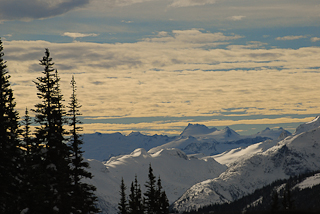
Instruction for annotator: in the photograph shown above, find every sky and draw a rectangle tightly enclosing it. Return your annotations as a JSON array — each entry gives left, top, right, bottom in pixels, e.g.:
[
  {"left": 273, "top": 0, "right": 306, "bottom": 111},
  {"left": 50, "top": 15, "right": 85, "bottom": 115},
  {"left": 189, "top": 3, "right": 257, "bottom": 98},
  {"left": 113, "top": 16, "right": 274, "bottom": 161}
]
[{"left": 1, "top": 0, "right": 320, "bottom": 136}]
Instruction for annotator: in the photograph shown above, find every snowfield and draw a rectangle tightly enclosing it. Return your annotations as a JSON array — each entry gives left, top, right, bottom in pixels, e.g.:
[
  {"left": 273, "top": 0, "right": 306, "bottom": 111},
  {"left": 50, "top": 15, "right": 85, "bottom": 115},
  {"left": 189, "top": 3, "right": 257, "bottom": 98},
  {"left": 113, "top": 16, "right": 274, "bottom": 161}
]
[{"left": 84, "top": 148, "right": 226, "bottom": 213}]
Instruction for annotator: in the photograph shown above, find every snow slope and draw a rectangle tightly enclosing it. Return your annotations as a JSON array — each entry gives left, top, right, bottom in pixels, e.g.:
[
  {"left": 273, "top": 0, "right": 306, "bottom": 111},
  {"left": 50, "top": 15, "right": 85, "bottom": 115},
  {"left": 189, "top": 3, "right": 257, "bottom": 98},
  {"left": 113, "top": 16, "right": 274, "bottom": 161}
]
[
  {"left": 85, "top": 148, "right": 226, "bottom": 213},
  {"left": 172, "top": 117, "right": 320, "bottom": 212},
  {"left": 294, "top": 115, "right": 320, "bottom": 135},
  {"left": 212, "top": 139, "right": 279, "bottom": 165},
  {"left": 294, "top": 173, "right": 320, "bottom": 190}
]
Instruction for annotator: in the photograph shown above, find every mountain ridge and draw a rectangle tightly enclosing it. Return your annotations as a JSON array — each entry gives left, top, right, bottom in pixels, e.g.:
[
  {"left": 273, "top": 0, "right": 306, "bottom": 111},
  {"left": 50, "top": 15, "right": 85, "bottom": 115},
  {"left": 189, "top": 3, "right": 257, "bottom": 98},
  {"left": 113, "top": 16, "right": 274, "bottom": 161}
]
[{"left": 172, "top": 117, "right": 320, "bottom": 212}]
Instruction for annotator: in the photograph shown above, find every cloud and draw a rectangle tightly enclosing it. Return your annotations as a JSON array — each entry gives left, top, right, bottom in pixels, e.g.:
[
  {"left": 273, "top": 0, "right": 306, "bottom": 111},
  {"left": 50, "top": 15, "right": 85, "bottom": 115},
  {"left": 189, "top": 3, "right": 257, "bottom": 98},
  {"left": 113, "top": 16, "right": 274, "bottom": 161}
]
[
  {"left": 0, "top": 0, "right": 90, "bottom": 21},
  {"left": 62, "top": 32, "right": 99, "bottom": 39},
  {"left": 3, "top": 30, "right": 320, "bottom": 136},
  {"left": 275, "top": 35, "right": 307, "bottom": 41},
  {"left": 121, "top": 20, "right": 134, "bottom": 23},
  {"left": 144, "top": 29, "right": 243, "bottom": 47},
  {"left": 311, "top": 37, "right": 320, "bottom": 42},
  {"left": 227, "top": 16, "right": 246, "bottom": 21},
  {"left": 169, "top": 0, "right": 216, "bottom": 8}
]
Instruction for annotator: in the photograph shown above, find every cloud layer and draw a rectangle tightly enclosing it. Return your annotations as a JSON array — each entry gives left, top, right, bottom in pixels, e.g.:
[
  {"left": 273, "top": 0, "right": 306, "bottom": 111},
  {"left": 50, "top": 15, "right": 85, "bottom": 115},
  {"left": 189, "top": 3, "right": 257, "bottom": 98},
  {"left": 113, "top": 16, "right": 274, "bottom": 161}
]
[{"left": 3, "top": 29, "right": 320, "bottom": 134}]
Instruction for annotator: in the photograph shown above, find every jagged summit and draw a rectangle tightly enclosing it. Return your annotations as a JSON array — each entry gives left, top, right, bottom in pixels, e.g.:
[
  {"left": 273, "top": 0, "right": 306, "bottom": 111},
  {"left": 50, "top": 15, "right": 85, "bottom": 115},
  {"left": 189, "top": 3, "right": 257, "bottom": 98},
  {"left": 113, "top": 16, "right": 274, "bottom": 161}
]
[
  {"left": 223, "top": 126, "right": 239, "bottom": 137},
  {"left": 180, "top": 123, "right": 217, "bottom": 137},
  {"left": 254, "top": 127, "right": 291, "bottom": 140}
]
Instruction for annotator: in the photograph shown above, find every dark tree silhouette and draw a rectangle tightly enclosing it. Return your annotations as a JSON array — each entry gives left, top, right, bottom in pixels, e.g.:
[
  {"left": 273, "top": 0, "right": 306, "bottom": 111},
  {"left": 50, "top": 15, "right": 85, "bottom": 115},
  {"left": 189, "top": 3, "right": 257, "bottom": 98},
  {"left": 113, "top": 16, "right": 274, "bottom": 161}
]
[
  {"left": 144, "top": 164, "right": 157, "bottom": 214},
  {"left": 68, "top": 76, "right": 99, "bottom": 213},
  {"left": 0, "top": 38, "right": 22, "bottom": 214},
  {"left": 128, "top": 175, "right": 144, "bottom": 214},
  {"left": 32, "top": 49, "right": 72, "bottom": 213},
  {"left": 156, "top": 176, "right": 169, "bottom": 214},
  {"left": 119, "top": 177, "right": 128, "bottom": 214}
]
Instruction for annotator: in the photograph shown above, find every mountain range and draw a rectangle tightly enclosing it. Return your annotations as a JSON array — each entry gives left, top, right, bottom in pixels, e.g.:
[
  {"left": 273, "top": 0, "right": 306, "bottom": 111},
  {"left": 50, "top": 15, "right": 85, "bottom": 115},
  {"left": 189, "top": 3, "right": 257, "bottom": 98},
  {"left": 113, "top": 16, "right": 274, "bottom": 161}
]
[{"left": 81, "top": 116, "right": 320, "bottom": 213}]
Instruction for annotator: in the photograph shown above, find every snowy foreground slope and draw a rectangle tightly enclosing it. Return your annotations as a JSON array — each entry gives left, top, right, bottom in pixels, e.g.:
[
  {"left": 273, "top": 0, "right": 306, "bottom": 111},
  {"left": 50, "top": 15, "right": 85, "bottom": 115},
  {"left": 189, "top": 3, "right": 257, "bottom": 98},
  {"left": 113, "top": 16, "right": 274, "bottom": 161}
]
[
  {"left": 172, "top": 116, "right": 320, "bottom": 212},
  {"left": 84, "top": 148, "right": 226, "bottom": 213}
]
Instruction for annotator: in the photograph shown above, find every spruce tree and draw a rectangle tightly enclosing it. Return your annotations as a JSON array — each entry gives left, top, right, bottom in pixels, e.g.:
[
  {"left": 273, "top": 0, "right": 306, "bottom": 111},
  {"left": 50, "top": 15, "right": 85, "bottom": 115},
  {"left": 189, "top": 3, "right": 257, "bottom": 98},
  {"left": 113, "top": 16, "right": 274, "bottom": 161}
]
[
  {"left": 0, "top": 38, "right": 22, "bottom": 214},
  {"left": 119, "top": 177, "right": 128, "bottom": 214},
  {"left": 128, "top": 175, "right": 143, "bottom": 214},
  {"left": 155, "top": 176, "right": 169, "bottom": 214},
  {"left": 32, "top": 49, "right": 72, "bottom": 213},
  {"left": 68, "top": 76, "right": 99, "bottom": 213},
  {"left": 144, "top": 164, "right": 157, "bottom": 214}
]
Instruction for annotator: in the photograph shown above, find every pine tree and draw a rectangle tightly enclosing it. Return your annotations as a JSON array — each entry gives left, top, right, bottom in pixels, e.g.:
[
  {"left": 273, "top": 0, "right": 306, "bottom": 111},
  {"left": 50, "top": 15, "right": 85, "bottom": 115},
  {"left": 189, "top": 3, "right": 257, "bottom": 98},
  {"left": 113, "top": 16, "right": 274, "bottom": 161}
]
[
  {"left": 119, "top": 177, "right": 128, "bottom": 214},
  {"left": 32, "top": 49, "right": 72, "bottom": 213},
  {"left": 68, "top": 76, "right": 99, "bottom": 213},
  {"left": 128, "top": 175, "right": 143, "bottom": 214},
  {"left": 144, "top": 164, "right": 157, "bottom": 214},
  {"left": 155, "top": 176, "right": 169, "bottom": 214},
  {"left": 0, "top": 38, "right": 22, "bottom": 214}
]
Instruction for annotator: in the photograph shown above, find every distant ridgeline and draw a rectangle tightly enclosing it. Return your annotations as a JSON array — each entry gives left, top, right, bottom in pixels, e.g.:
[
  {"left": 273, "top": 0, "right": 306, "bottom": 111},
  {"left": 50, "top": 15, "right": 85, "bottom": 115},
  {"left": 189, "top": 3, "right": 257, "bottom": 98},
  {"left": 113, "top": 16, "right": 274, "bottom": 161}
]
[{"left": 183, "top": 170, "right": 320, "bottom": 214}]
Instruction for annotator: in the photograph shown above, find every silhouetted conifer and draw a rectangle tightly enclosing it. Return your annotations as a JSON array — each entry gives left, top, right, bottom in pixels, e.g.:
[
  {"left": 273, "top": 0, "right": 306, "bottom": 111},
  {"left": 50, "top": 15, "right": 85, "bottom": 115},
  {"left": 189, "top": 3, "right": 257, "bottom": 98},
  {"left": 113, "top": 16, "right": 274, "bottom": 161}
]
[
  {"left": 156, "top": 176, "right": 169, "bottom": 214},
  {"left": 144, "top": 164, "right": 157, "bottom": 214},
  {"left": 119, "top": 178, "right": 128, "bottom": 214},
  {"left": 0, "top": 38, "right": 22, "bottom": 214},
  {"left": 68, "top": 76, "right": 99, "bottom": 213},
  {"left": 32, "top": 49, "right": 72, "bottom": 213},
  {"left": 128, "top": 175, "right": 144, "bottom": 214}
]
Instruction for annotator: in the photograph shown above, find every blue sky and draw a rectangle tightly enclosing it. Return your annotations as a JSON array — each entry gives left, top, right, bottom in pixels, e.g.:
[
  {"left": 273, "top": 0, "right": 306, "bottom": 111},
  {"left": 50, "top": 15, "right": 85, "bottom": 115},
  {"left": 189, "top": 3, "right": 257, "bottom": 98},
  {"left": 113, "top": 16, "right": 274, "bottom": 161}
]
[{"left": 1, "top": 0, "right": 320, "bottom": 135}]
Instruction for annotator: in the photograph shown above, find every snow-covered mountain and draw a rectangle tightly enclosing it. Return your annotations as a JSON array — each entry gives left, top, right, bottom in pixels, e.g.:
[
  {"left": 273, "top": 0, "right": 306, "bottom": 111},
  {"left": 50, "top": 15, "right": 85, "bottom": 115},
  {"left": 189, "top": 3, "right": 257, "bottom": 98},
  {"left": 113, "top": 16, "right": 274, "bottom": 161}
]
[
  {"left": 85, "top": 148, "right": 226, "bottom": 213},
  {"left": 172, "top": 117, "right": 320, "bottom": 212},
  {"left": 82, "top": 132, "right": 176, "bottom": 161},
  {"left": 180, "top": 123, "right": 218, "bottom": 137},
  {"left": 148, "top": 126, "right": 287, "bottom": 156},
  {"left": 82, "top": 125, "right": 289, "bottom": 161},
  {"left": 80, "top": 122, "right": 297, "bottom": 213}
]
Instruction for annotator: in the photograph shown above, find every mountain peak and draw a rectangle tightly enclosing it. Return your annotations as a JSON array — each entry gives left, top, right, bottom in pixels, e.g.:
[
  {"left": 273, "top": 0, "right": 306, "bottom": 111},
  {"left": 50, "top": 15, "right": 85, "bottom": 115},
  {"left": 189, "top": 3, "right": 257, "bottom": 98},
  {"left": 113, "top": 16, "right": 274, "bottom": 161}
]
[
  {"left": 128, "top": 131, "right": 143, "bottom": 137},
  {"left": 180, "top": 123, "right": 217, "bottom": 137},
  {"left": 223, "top": 126, "right": 239, "bottom": 137}
]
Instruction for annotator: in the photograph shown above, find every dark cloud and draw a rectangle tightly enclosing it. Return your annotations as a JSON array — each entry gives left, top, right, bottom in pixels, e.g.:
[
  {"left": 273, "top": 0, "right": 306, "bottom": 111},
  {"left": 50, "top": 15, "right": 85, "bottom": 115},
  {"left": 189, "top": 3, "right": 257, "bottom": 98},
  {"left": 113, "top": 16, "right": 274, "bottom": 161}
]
[{"left": 0, "top": 0, "right": 90, "bottom": 21}]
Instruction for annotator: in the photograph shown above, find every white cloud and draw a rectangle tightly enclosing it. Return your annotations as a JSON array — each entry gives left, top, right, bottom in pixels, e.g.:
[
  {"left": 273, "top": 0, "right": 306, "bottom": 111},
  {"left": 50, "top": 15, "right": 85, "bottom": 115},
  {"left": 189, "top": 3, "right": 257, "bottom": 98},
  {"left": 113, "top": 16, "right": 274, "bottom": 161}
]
[
  {"left": 169, "top": 0, "right": 216, "bottom": 8},
  {"left": 311, "top": 37, "right": 320, "bottom": 42},
  {"left": 227, "top": 15, "right": 246, "bottom": 21},
  {"left": 275, "top": 35, "right": 307, "bottom": 41},
  {"left": 144, "top": 29, "right": 243, "bottom": 47},
  {"left": 62, "top": 32, "right": 99, "bottom": 39}
]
